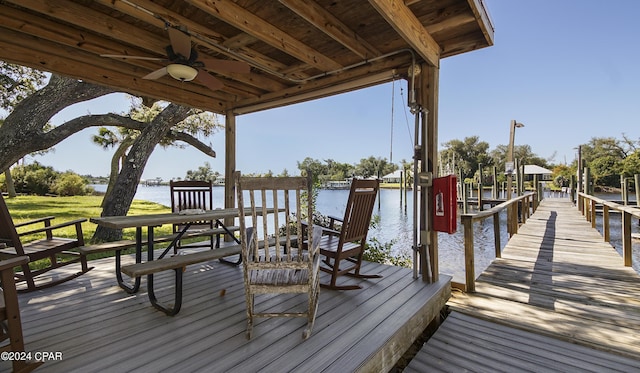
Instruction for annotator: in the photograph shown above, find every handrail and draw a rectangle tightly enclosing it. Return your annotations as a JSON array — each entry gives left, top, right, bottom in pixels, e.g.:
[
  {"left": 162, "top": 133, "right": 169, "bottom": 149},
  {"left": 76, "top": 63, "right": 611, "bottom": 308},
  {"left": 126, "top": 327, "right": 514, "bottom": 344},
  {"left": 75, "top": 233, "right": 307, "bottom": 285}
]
[
  {"left": 459, "top": 192, "right": 537, "bottom": 292},
  {"left": 577, "top": 192, "right": 640, "bottom": 267}
]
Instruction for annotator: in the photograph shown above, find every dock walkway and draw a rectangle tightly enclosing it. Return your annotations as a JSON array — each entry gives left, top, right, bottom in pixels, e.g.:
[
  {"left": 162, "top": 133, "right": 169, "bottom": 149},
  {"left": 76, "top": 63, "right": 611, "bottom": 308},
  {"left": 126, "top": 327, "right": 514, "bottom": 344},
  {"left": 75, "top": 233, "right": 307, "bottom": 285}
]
[{"left": 406, "top": 198, "right": 640, "bottom": 372}]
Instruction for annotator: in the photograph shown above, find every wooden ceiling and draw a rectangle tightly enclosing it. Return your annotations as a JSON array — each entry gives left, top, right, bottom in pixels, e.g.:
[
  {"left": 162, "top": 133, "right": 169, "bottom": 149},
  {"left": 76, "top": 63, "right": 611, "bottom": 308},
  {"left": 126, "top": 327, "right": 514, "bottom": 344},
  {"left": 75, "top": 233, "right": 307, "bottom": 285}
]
[{"left": 0, "top": 0, "right": 494, "bottom": 115}]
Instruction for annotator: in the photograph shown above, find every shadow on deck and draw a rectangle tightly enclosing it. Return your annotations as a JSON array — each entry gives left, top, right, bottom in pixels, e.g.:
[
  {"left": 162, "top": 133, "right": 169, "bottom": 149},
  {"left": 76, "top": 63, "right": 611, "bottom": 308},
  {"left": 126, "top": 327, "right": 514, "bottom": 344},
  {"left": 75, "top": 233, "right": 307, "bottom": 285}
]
[
  {"left": 407, "top": 198, "right": 640, "bottom": 372},
  {"left": 3, "top": 251, "right": 449, "bottom": 372}
]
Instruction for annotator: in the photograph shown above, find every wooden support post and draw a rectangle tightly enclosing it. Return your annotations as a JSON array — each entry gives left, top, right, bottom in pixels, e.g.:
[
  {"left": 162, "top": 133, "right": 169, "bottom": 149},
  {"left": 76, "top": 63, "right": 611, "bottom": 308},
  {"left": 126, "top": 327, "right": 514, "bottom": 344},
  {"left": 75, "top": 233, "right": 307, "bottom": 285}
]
[
  {"left": 493, "top": 212, "right": 501, "bottom": 258},
  {"left": 635, "top": 174, "right": 640, "bottom": 208},
  {"left": 603, "top": 205, "right": 610, "bottom": 242},
  {"left": 462, "top": 215, "right": 475, "bottom": 292},
  {"left": 578, "top": 193, "right": 584, "bottom": 216},
  {"left": 590, "top": 199, "right": 596, "bottom": 228},
  {"left": 507, "top": 203, "right": 515, "bottom": 238},
  {"left": 636, "top": 174, "right": 640, "bottom": 227},
  {"left": 492, "top": 166, "right": 498, "bottom": 200},
  {"left": 621, "top": 176, "right": 628, "bottom": 205},
  {"left": 584, "top": 196, "right": 590, "bottom": 221},
  {"left": 404, "top": 169, "right": 409, "bottom": 211},
  {"left": 622, "top": 211, "right": 632, "bottom": 267},
  {"left": 515, "top": 159, "right": 521, "bottom": 196},
  {"left": 399, "top": 170, "right": 403, "bottom": 207},
  {"left": 425, "top": 64, "right": 439, "bottom": 283},
  {"left": 478, "top": 163, "right": 483, "bottom": 211},
  {"left": 460, "top": 169, "right": 467, "bottom": 214},
  {"left": 224, "top": 111, "right": 236, "bottom": 239},
  {"left": 513, "top": 202, "right": 519, "bottom": 235}
]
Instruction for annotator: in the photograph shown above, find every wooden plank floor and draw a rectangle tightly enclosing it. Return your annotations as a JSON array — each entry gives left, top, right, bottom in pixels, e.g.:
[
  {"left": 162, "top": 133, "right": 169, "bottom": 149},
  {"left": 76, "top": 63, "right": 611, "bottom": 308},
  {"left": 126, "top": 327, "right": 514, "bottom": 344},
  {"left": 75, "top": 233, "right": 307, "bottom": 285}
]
[
  {"left": 408, "top": 197, "right": 640, "bottom": 372},
  {"left": 405, "top": 312, "right": 640, "bottom": 373},
  {"left": 1, "top": 249, "right": 450, "bottom": 373}
]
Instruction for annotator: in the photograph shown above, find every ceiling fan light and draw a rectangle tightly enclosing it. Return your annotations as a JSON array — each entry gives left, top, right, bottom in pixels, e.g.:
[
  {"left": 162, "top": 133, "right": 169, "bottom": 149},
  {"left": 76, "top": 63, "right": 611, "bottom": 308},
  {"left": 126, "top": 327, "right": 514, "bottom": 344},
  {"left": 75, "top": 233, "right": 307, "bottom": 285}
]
[{"left": 166, "top": 64, "right": 198, "bottom": 81}]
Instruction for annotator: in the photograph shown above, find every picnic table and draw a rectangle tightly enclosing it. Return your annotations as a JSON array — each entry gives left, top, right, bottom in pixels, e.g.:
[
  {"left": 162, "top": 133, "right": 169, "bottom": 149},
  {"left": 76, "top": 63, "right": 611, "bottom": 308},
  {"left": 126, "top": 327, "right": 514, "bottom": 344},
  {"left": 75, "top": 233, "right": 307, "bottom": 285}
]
[{"left": 89, "top": 207, "right": 277, "bottom": 315}]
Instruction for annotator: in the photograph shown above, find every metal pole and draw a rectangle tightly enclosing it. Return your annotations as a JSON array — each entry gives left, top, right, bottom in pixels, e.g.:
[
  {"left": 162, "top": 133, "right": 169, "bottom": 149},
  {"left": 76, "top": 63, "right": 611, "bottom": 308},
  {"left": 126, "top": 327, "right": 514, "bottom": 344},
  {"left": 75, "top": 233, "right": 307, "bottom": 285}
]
[
  {"left": 506, "top": 120, "right": 516, "bottom": 200},
  {"left": 577, "top": 145, "right": 583, "bottom": 194},
  {"left": 412, "top": 107, "right": 421, "bottom": 279}
]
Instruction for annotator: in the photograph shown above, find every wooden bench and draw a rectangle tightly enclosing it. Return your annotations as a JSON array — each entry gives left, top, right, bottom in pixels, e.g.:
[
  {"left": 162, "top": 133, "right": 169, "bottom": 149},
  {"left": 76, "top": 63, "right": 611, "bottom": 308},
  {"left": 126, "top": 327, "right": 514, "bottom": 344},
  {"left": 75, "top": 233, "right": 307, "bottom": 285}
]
[
  {"left": 120, "top": 235, "right": 298, "bottom": 316},
  {"left": 120, "top": 244, "right": 242, "bottom": 278},
  {"left": 76, "top": 226, "right": 240, "bottom": 257},
  {"left": 119, "top": 244, "right": 242, "bottom": 316},
  {"left": 1, "top": 255, "right": 43, "bottom": 373},
  {"left": 76, "top": 226, "right": 241, "bottom": 295}
]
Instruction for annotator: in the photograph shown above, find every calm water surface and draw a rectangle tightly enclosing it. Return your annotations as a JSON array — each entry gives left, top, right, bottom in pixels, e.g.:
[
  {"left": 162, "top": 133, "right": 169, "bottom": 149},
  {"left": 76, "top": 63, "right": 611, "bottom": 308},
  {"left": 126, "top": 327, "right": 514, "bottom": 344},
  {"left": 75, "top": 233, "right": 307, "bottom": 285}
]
[{"left": 94, "top": 185, "right": 640, "bottom": 280}]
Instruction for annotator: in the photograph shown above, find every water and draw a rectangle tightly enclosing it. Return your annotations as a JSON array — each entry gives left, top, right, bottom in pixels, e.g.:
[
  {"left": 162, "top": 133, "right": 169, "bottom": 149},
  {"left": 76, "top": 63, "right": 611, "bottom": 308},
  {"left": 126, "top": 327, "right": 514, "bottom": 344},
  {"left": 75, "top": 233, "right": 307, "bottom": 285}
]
[{"left": 91, "top": 185, "right": 640, "bottom": 280}]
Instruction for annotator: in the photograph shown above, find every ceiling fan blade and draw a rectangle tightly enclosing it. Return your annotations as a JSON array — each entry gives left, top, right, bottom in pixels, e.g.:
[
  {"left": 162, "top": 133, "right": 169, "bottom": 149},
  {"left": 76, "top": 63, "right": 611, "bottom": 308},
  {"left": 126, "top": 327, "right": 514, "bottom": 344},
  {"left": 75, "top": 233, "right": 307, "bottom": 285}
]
[
  {"left": 200, "top": 58, "right": 250, "bottom": 74},
  {"left": 143, "top": 67, "right": 168, "bottom": 80},
  {"left": 101, "top": 54, "right": 166, "bottom": 61},
  {"left": 168, "top": 27, "right": 192, "bottom": 60},
  {"left": 196, "top": 71, "right": 224, "bottom": 91}
]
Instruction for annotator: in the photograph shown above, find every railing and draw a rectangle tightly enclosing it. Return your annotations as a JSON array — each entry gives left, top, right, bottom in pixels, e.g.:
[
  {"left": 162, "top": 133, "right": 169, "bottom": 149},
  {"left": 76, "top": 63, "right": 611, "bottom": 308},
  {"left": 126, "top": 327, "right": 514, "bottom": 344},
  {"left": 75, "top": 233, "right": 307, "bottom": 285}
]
[
  {"left": 577, "top": 192, "right": 640, "bottom": 267},
  {"left": 458, "top": 192, "right": 537, "bottom": 292}
]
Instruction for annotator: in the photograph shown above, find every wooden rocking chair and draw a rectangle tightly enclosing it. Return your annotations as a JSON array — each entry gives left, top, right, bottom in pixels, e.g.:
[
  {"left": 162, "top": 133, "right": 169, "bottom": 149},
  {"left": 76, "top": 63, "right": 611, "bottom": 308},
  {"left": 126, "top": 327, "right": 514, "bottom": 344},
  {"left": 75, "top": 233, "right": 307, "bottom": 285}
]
[
  {"left": 317, "top": 178, "right": 382, "bottom": 290},
  {"left": 0, "top": 256, "right": 43, "bottom": 373},
  {"left": 236, "top": 172, "right": 322, "bottom": 339},
  {"left": 0, "top": 194, "right": 92, "bottom": 292}
]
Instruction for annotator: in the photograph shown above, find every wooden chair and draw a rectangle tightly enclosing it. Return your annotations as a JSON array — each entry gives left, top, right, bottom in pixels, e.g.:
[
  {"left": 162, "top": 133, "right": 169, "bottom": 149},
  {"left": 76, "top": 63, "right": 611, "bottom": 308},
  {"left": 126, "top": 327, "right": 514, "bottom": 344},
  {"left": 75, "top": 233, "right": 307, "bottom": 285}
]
[
  {"left": 169, "top": 180, "right": 217, "bottom": 250},
  {"left": 0, "top": 255, "right": 43, "bottom": 373},
  {"left": 0, "top": 194, "right": 91, "bottom": 292},
  {"left": 317, "top": 178, "right": 382, "bottom": 290},
  {"left": 236, "top": 172, "right": 322, "bottom": 339}
]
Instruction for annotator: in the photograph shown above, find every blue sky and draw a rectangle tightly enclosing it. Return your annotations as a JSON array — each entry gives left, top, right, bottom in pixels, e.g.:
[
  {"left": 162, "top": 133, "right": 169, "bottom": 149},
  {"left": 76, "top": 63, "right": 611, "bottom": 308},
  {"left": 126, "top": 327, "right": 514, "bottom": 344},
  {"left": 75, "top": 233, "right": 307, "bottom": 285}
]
[{"left": 32, "top": 0, "right": 640, "bottom": 180}]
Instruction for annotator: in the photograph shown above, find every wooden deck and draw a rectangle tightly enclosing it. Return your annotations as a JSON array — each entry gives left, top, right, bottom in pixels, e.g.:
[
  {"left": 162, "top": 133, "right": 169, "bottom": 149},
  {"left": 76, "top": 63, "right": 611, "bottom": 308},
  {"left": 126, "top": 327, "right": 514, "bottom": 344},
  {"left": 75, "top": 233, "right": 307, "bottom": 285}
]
[
  {"left": 405, "top": 312, "right": 640, "bottom": 372},
  {"left": 1, "top": 249, "right": 449, "bottom": 372},
  {"left": 408, "top": 198, "right": 640, "bottom": 371}
]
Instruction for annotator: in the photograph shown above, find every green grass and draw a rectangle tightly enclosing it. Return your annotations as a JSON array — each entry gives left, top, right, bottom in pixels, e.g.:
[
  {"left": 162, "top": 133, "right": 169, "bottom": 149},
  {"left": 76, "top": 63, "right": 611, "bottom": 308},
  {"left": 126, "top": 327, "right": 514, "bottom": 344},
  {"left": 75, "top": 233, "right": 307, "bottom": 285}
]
[{"left": 4, "top": 195, "right": 173, "bottom": 244}]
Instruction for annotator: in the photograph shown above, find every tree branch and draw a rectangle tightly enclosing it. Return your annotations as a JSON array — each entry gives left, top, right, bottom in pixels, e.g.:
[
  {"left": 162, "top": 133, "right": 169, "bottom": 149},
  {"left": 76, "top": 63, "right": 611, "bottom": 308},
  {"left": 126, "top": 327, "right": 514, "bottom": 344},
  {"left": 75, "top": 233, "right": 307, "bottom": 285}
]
[{"left": 165, "top": 132, "right": 216, "bottom": 157}]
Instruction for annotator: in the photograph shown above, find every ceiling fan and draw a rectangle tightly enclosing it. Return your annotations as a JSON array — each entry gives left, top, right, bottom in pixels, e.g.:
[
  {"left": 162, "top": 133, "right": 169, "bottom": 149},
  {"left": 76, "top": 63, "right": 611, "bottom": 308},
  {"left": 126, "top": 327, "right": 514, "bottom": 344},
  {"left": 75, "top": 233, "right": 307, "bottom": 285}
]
[{"left": 101, "top": 27, "right": 250, "bottom": 91}]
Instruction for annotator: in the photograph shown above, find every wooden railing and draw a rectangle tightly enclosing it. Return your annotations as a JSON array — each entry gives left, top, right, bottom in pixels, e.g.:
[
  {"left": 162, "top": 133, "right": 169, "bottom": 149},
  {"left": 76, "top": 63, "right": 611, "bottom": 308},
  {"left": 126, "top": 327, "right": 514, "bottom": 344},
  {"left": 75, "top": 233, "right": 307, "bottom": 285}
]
[
  {"left": 577, "top": 192, "right": 640, "bottom": 267},
  {"left": 458, "top": 192, "right": 537, "bottom": 292}
]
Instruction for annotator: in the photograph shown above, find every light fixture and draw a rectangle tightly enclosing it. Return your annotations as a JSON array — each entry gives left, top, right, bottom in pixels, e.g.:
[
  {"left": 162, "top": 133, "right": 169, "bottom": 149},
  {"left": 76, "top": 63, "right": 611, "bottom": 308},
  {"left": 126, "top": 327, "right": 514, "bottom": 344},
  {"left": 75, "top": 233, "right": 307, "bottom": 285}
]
[{"left": 166, "top": 64, "right": 198, "bottom": 82}]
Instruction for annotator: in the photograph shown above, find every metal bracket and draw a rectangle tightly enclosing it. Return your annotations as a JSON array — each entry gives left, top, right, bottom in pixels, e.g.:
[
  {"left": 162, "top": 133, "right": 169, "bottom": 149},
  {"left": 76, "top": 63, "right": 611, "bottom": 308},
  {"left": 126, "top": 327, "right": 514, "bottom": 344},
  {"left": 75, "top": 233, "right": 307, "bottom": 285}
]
[
  {"left": 418, "top": 172, "right": 433, "bottom": 187},
  {"left": 420, "top": 230, "right": 430, "bottom": 245}
]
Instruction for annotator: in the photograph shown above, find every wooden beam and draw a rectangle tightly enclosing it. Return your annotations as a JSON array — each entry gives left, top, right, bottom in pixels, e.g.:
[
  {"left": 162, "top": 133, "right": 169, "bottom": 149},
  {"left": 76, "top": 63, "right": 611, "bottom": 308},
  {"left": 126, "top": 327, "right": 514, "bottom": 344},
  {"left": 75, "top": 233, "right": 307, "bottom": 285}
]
[
  {"left": 0, "top": 4, "right": 145, "bottom": 60},
  {"left": 95, "top": 0, "right": 294, "bottom": 89},
  {"left": 0, "top": 8, "right": 240, "bottom": 101},
  {"left": 0, "top": 29, "right": 227, "bottom": 113},
  {"left": 278, "top": 0, "right": 381, "bottom": 59},
  {"left": 416, "top": 2, "right": 475, "bottom": 29},
  {"left": 98, "top": 0, "right": 324, "bottom": 82},
  {"left": 467, "top": 0, "right": 495, "bottom": 46},
  {"left": 222, "top": 33, "right": 258, "bottom": 49},
  {"left": 230, "top": 54, "right": 413, "bottom": 114},
  {"left": 10, "top": 0, "right": 279, "bottom": 97},
  {"left": 424, "top": 13, "right": 477, "bottom": 35},
  {"left": 439, "top": 33, "right": 486, "bottom": 58},
  {"left": 187, "top": 0, "right": 343, "bottom": 71},
  {"left": 6, "top": 0, "right": 168, "bottom": 55},
  {"left": 368, "top": 0, "right": 440, "bottom": 67},
  {"left": 0, "top": 2, "right": 286, "bottom": 104}
]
